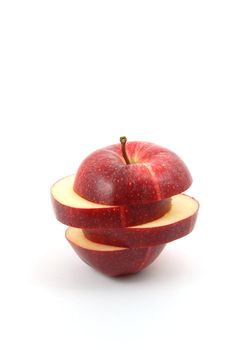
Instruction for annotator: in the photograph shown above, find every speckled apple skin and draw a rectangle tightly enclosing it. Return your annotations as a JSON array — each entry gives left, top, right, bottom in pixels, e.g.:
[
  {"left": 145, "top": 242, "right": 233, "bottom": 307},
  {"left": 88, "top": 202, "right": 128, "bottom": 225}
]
[
  {"left": 66, "top": 238, "right": 166, "bottom": 277},
  {"left": 51, "top": 195, "right": 171, "bottom": 228},
  {"left": 73, "top": 142, "right": 192, "bottom": 206},
  {"left": 83, "top": 209, "right": 198, "bottom": 247}
]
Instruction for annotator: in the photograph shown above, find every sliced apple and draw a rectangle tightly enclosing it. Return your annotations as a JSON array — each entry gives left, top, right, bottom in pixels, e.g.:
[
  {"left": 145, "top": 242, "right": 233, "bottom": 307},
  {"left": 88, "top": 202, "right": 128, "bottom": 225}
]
[
  {"left": 83, "top": 194, "right": 199, "bottom": 247},
  {"left": 51, "top": 175, "right": 171, "bottom": 228},
  {"left": 66, "top": 227, "right": 165, "bottom": 276}
]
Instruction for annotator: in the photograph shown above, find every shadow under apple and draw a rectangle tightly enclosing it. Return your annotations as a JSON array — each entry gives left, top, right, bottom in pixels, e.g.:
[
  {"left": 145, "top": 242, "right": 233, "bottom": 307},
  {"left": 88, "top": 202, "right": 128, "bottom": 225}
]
[{"left": 32, "top": 246, "right": 196, "bottom": 293}]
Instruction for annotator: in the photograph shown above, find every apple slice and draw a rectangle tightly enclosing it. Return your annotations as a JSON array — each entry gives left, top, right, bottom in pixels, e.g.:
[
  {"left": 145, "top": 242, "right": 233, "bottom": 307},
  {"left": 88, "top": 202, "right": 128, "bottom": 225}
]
[
  {"left": 73, "top": 140, "right": 192, "bottom": 205},
  {"left": 51, "top": 175, "right": 171, "bottom": 228},
  {"left": 66, "top": 227, "right": 165, "bottom": 276},
  {"left": 83, "top": 194, "right": 199, "bottom": 247}
]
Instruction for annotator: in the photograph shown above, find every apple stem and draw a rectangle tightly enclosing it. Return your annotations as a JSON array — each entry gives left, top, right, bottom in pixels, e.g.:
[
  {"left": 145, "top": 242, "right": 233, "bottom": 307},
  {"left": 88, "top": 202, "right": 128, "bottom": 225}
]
[{"left": 120, "top": 136, "right": 130, "bottom": 165}]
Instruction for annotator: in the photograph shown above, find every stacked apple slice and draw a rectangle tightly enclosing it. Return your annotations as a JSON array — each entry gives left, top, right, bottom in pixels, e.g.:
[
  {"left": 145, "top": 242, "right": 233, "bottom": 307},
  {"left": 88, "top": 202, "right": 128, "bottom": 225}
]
[{"left": 51, "top": 138, "right": 199, "bottom": 277}]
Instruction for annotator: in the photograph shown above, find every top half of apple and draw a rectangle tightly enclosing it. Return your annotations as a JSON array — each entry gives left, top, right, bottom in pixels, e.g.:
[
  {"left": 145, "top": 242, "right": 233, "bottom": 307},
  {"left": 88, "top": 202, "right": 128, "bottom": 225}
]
[{"left": 73, "top": 137, "right": 192, "bottom": 206}]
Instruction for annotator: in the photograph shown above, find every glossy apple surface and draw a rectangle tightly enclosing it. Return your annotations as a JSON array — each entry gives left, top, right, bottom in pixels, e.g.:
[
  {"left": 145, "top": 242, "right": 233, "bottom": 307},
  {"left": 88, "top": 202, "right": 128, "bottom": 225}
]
[
  {"left": 66, "top": 227, "right": 165, "bottom": 276},
  {"left": 51, "top": 175, "right": 172, "bottom": 228},
  {"left": 83, "top": 194, "right": 199, "bottom": 247},
  {"left": 73, "top": 141, "right": 192, "bottom": 205}
]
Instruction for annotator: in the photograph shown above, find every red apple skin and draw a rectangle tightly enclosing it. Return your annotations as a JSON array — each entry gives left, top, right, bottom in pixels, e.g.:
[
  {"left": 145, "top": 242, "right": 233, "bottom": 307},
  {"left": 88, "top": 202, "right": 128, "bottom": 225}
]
[
  {"left": 66, "top": 236, "right": 165, "bottom": 277},
  {"left": 51, "top": 194, "right": 171, "bottom": 228},
  {"left": 73, "top": 141, "right": 192, "bottom": 206},
  {"left": 83, "top": 210, "right": 198, "bottom": 247}
]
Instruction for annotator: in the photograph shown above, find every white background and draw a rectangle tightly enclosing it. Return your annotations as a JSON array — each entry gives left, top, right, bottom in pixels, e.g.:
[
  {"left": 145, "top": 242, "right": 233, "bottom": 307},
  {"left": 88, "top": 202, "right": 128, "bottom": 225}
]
[{"left": 0, "top": 1, "right": 233, "bottom": 349}]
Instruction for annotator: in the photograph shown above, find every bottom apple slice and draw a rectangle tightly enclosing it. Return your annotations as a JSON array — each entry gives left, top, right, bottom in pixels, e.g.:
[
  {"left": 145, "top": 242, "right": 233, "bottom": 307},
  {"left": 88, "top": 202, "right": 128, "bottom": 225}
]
[
  {"left": 66, "top": 227, "right": 165, "bottom": 277},
  {"left": 83, "top": 194, "right": 199, "bottom": 248}
]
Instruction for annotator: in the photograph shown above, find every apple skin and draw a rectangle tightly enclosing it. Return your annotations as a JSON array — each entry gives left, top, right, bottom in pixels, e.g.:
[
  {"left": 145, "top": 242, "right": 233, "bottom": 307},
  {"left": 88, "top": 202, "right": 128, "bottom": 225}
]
[
  {"left": 83, "top": 210, "right": 198, "bottom": 248},
  {"left": 51, "top": 194, "right": 171, "bottom": 229},
  {"left": 66, "top": 231, "right": 165, "bottom": 277},
  {"left": 73, "top": 141, "right": 192, "bottom": 206}
]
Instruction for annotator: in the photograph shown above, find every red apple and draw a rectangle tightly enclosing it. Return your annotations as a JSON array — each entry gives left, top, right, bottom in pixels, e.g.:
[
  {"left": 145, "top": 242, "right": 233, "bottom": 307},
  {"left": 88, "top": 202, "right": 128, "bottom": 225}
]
[
  {"left": 73, "top": 138, "right": 192, "bottom": 205},
  {"left": 66, "top": 227, "right": 165, "bottom": 276},
  {"left": 51, "top": 175, "right": 172, "bottom": 228},
  {"left": 83, "top": 194, "right": 199, "bottom": 247}
]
